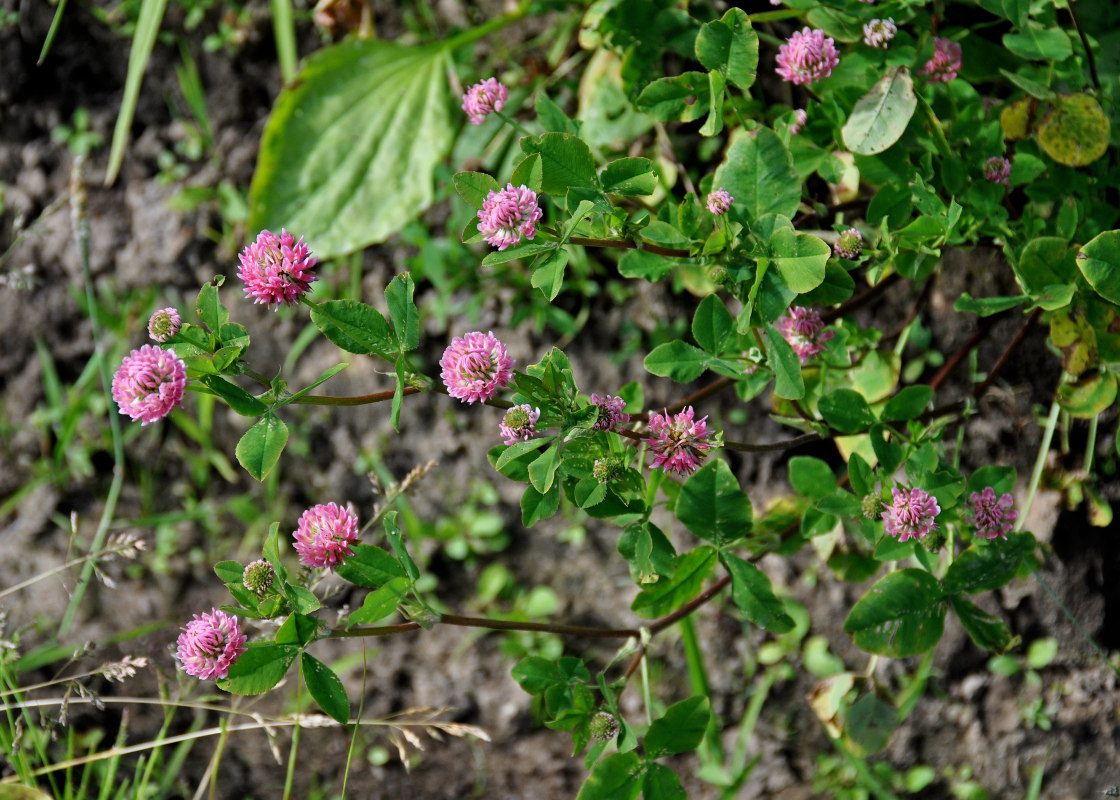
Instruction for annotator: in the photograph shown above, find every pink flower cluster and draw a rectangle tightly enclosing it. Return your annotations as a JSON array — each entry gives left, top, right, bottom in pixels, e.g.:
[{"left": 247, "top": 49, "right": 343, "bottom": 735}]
[
  {"left": 983, "top": 156, "right": 1011, "bottom": 186},
  {"left": 176, "top": 608, "right": 247, "bottom": 680},
  {"left": 706, "top": 188, "right": 734, "bottom": 215},
  {"left": 499, "top": 404, "right": 541, "bottom": 445},
  {"left": 966, "top": 487, "right": 1017, "bottom": 540},
  {"left": 293, "top": 502, "right": 360, "bottom": 570},
  {"left": 112, "top": 345, "right": 188, "bottom": 425},
  {"left": 863, "top": 18, "right": 897, "bottom": 48},
  {"left": 590, "top": 393, "right": 630, "bottom": 432},
  {"left": 881, "top": 487, "right": 941, "bottom": 542},
  {"left": 776, "top": 28, "right": 839, "bottom": 85},
  {"left": 923, "top": 38, "right": 962, "bottom": 83},
  {"left": 462, "top": 78, "right": 508, "bottom": 125},
  {"left": 647, "top": 406, "right": 713, "bottom": 477},
  {"left": 147, "top": 307, "right": 182, "bottom": 342},
  {"left": 237, "top": 229, "right": 319, "bottom": 309},
  {"left": 440, "top": 331, "right": 514, "bottom": 404},
  {"left": 776, "top": 307, "right": 834, "bottom": 363},
  {"left": 477, "top": 184, "right": 544, "bottom": 251}
]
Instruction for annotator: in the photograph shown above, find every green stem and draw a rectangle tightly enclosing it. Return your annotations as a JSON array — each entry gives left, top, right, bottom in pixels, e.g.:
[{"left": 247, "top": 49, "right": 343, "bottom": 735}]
[
  {"left": 915, "top": 91, "right": 953, "bottom": 160},
  {"left": 562, "top": 234, "right": 692, "bottom": 259},
  {"left": 1065, "top": 0, "right": 1101, "bottom": 90},
  {"left": 1018, "top": 394, "right": 1060, "bottom": 532},
  {"left": 494, "top": 109, "right": 533, "bottom": 138}
]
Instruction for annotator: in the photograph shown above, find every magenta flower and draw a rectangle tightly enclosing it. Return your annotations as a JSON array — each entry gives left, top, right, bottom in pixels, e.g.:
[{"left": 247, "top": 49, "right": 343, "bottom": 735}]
[
  {"left": 706, "top": 188, "right": 734, "bottom": 215},
  {"left": 440, "top": 330, "right": 514, "bottom": 404},
  {"left": 863, "top": 18, "right": 897, "bottom": 48},
  {"left": 834, "top": 228, "right": 863, "bottom": 260},
  {"left": 881, "top": 487, "right": 941, "bottom": 542},
  {"left": 176, "top": 608, "right": 247, "bottom": 681},
  {"left": 647, "top": 406, "right": 713, "bottom": 477},
  {"left": 293, "top": 502, "right": 359, "bottom": 570},
  {"left": 789, "top": 108, "right": 808, "bottom": 135},
  {"left": 776, "top": 307, "right": 834, "bottom": 363},
  {"left": 112, "top": 345, "right": 188, "bottom": 425},
  {"left": 966, "top": 487, "right": 1017, "bottom": 540},
  {"left": 776, "top": 28, "right": 839, "bottom": 85},
  {"left": 590, "top": 393, "right": 630, "bottom": 432},
  {"left": 477, "top": 184, "right": 544, "bottom": 251},
  {"left": 923, "top": 37, "right": 962, "bottom": 83},
  {"left": 147, "top": 307, "right": 182, "bottom": 342},
  {"left": 462, "top": 78, "right": 508, "bottom": 125},
  {"left": 237, "top": 229, "right": 318, "bottom": 309},
  {"left": 983, "top": 156, "right": 1011, "bottom": 186},
  {"left": 499, "top": 404, "right": 540, "bottom": 445}
]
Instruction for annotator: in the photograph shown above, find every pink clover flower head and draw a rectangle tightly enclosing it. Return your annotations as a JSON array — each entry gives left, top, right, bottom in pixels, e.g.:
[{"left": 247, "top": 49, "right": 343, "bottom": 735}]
[
  {"left": 863, "top": 18, "right": 897, "bottom": 48},
  {"left": 790, "top": 108, "right": 808, "bottom": 135},
  {"left": 237, "top": 229, "right": 318, "bottom": 309},
  {"left": 834, "top": 228, "right": 863, "bottom": 260},
  {"left": 176, "top": 608, "right": 247, "bottom": 681},
  {"left": 647, "top": 406, "right": 713, "bottom": 477},
  {"left": 462, "top": 78, "right": 508, "bottom": 125},
  {"left": 147, "top": 307, "right": 182, "bottom": 342},
  {"left": 294, "top": 502, "right": 359, "bottom": 570},
  {"left": 499, "top": 404, "right": 541, "bottom": 445},
  {"left": 112, "top": 345, "right": 188, "bottom": 425},
  {"left": 881, "top": 487, "right": 941, "bottom": 542},
  {"left": 440, "top": 330, "right": 515, "bottom": 404},
  {"left": 706, "top": 188, "right": 734, "bottom": 215},
  {"left": 776, "top": 28, "right": 839, "bottom": 86},
  {"left": 776, "top": 306, "right": 835, "bottom": 363},
  {"left": 966, "top": 486, "right": 1017, "bottom": 540},
  {"left": 923, "top": 37, "right": 962, "bottom": 83},
  {"left": 590, "top": 393, "right": 630, "bottom": 432},
  {"left": 477, "top": 184, "right": 544, "bottom": 251},
  {"left": 983, "top": 156, "right": 1011, "bottom": 186}
]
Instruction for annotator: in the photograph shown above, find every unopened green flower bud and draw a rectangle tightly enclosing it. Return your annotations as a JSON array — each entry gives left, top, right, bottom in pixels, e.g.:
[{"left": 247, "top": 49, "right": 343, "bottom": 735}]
[
  {"left": 708, "top": 266, "right": 729, "bottom": 286},
  {"left": 243, "top": 559, "right": 274, "bottom": 596},
  {"left": 589, "top": 711, "right": 620, "bottom": 742},
  {"left": 861, "top": 493, "right": 881, "bottom": 519},
  {"left": 834, "top": 228, "right": 863, "bottom": 260},
  {"left": 920, "top": 528, "right": 947, "bottom": 553},
  {"left": 593, "top": 456, "right": 623, "bottom": 484}
]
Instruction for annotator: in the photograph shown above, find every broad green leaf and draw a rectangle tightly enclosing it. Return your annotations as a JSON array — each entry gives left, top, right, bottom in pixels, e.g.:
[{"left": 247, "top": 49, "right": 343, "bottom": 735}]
[
  {"left": 949, "top": 596, "right": 1014, "bottom": 652},
  {"left": 694, "top": 8, "right": 758, "bottom": 91},
  {"left": 512, "top": 655, "right": 590, "bottom": 694},
  {"left": 700, "top": 69, "right": 726, "bottom": 138},
  {"left": 644, "top": 340, "right": 710, "bottom": 382},
  {"left": 676, "top": 459, "right": 753, "bottom": 545},
  {"left": 944, "top": 532, "right": 1035, "bottom": 594},
  {"left": 453, "top": 171, "right": 499, "bottom": 209},
  {"left": 1058, "top": 373, "right": 1118, "bottom": 418},
  {"left": 1015, "top": 237, "right": 1077, "bottom": 293},
  {"left": 713, "top": 127, "right": 800, "bottom": 223},
  {"left": 520, "top": 133, "right": 596, "bottom": 194},
  {"left": 789, "top": 457, "right": 835, "bottom": 500},
  {"left": 249, "top": 40, "right": 454, "bottom": 258},
  {"left": 769, "top": 228, "right": 829, "bottom": 293},
  {"left": 645, "top": 696, "right": 711, "bottom": 758},
  {"left": 481, "top": 241, "right": 555, "bottom": 266},
  {"left": 841, "top": 66, "right": 917, "bottom": 156},
  {"left": 201, "top": 375, "right": 268, "bottom": 416},
  {"left": 1036, "top": 93, "right": 1111, "bottom": 167},
  {"left": 383, "top": 510, "right": 420, "bottom": 581},
  {"left": 302, "top": 652, "right": 350, "bottom": 723},
  {"left": 511, "top": 152, "right": 544, "bottom": 194},
  {"left": 522, "top": 482, "right": 561, "bottom": 527},
  {"left": 335, "top": 543, "right": 407, "bottom": 588},
  {"left": 618, "top": 249, "right": 676, "bottom": 281},
  {"left": 310, "top": 300, "right": 395, "bottom": 358},
  {"left": 495, "top": 437, "right": 553, "bottom": 471},
  {"left": 1077, "top": 230, "right": 1120, "bottom": 305},
  {"left": 844, "top": 694, "right": 896, "bottom": 756},
  {"left": 235, "top": 414, "right": 288, "bottom": 480},
  {"left": 954, "top": 293, "right": 1027, "bottom": 317},
  {"left": 575, "top": 752, "right": 643, "bottom": 800},
  {"left": 818, "top": 389, "right": 876, "bottom": 434},
  {"left": 635, "top": 72, "right": 710, "bottom": 123},
  {"left": 196, "top": 277, "right": 229, "bottom": 333},
  {"left": 632, "top": 546, "right": 717, "bottom": 618},
  {"left": 642, "top": 764, "right": 687, "bottom": 800},
  {"left": 799, "top": 261, "right": 856, "bottom": 306},
  {"left": 220, "top": 642, "right": 299, "bottom": 695},
  {"left": 599, "top": 157, "right": 658, "bottom": 196},
  {"left": 692, "top": 294, "right": 734, "bottom": 353},
  {"left": 385, "top": 272, "right": 419, "bottom": 351},
  {"left": 880, "top": 385, "right": 933, "bottom": 422},
  {"left": 844, "top": 569, "right": 947, "bottom": 657},
  {"left": 721, "top": 552, "right": 795, "bottom": 633},
  {"left": 349, "top": 577, "right": 410, "bottom": 625},
  {"left": 276, "top": 612, "right": 319, "bottom": 646},
  {"left": 528, "top": 443, "right": 562, "bottom": 494},
  {"left": 1002, "top": 24, "right": 1073, "bottom": 61},
  {"left": 532, "top": 249, "right": 568, "bottom": 301},
  {"left": 765, "top": 325, "right": 805, "bottom": 400},
  {"left": 536, "top": 91, "right": 580, "bottom": 135}
]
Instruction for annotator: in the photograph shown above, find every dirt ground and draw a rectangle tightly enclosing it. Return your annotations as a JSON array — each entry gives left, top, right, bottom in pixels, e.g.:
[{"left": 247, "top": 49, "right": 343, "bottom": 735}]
[{"left": 2, "top": 1, "right": 1119, "bottom": 798}]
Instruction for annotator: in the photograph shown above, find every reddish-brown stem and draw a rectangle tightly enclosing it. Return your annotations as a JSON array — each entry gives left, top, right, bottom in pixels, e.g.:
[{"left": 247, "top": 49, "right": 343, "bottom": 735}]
[
  {"left": 822, "top": 273, "right": 901, "bottom": 323},
  {"left": 882, "top": 275, "right": 935, "bottom": 343},
  {"left": 564, "top": 235, "right": 692, "bottom": 259},
  {"left": 973, "top": 308, "right": 1040, "bottom": 398},
  {"left": 928, "top": 314, "right": 1000, "bottom": 391}
]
